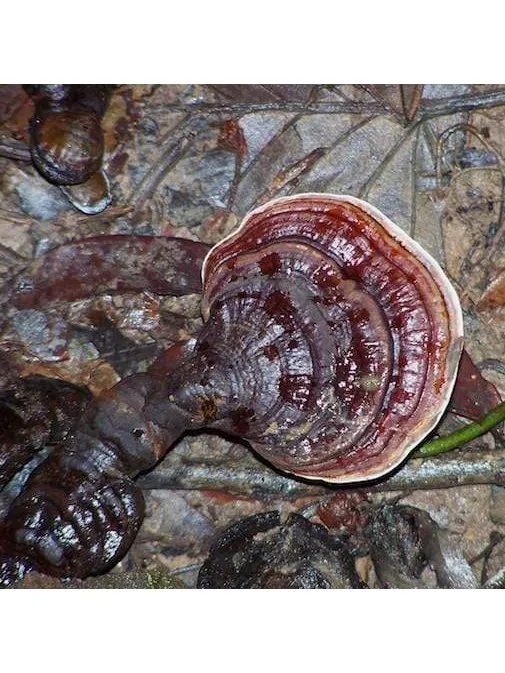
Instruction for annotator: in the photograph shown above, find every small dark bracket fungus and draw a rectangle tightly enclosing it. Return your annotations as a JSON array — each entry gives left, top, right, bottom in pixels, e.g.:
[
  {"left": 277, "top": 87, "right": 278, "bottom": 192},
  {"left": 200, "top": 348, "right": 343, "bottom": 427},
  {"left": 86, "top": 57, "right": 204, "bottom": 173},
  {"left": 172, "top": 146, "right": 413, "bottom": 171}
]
[{"left": 23, "top": 85, "right": 113, "bottom": 214}]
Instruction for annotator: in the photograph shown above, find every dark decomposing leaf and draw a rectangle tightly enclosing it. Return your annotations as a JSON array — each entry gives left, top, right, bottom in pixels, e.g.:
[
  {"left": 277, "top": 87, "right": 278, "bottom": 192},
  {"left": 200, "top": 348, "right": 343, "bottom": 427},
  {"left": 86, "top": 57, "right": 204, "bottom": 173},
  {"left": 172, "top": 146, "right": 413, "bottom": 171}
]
[
  {"left": 253, "top": 147, "right": 327, "bottom": 206},
  {"left": 366, "top": 504, "right": 429, "bottom": 588},
  {"left": 8, "top": 235, "right": 210, "bottom": 309},
  {"left": 448, "top": 349, "right": 504, "bottom": 432},
  {"left": 197, "top": 511, "right": 362, "bottom": 589}
]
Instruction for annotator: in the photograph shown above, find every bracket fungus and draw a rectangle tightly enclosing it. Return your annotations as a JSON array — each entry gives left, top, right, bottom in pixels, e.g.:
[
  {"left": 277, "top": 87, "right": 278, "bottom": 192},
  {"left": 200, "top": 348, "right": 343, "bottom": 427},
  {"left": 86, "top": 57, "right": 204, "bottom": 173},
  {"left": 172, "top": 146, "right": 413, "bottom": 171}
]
[
  {"left": 0, "top": 194, "right": 464, "bottom": 584},
  {"left": 187, "top": 194, "right": 464, "bottom": 482}
]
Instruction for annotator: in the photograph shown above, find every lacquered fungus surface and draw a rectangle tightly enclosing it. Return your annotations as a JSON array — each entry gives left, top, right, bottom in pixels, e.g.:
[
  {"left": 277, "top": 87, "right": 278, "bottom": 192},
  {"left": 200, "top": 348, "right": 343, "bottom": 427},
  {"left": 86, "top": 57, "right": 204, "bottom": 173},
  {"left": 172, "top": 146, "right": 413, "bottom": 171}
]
[{"left": 199, "top": 194, "right": 463, "bottom": 483}]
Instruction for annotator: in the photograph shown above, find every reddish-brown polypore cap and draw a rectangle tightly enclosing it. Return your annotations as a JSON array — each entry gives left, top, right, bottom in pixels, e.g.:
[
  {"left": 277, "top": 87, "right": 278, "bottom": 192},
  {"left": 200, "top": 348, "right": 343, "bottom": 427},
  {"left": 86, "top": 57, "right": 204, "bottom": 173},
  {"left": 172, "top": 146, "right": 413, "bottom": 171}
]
[{"left": 201, "top": 194, "right": 464, "bottom": 484}]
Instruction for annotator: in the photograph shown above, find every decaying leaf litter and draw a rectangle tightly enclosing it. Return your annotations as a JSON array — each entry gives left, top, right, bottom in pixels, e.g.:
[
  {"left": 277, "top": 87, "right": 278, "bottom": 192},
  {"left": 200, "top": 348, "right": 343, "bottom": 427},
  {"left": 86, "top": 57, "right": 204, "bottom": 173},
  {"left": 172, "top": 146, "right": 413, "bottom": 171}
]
[{"left": 1, "top": 84, "right": 505, "bottom": 588}]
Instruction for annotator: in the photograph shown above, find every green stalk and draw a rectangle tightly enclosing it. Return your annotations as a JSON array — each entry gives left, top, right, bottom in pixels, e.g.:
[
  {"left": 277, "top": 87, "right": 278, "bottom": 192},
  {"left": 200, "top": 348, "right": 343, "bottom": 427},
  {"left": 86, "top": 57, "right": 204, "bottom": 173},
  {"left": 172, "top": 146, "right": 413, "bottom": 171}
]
[{"left": 416, "top": 400, "right": 505, "bottom": 458}]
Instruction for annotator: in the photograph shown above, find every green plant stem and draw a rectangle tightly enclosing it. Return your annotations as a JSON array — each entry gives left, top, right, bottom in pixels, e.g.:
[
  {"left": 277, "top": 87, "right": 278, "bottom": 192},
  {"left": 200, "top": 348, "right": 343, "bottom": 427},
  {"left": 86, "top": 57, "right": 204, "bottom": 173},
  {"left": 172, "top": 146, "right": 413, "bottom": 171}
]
[{"left": 416, "top": 401, "right": 505, "bottom": 458}]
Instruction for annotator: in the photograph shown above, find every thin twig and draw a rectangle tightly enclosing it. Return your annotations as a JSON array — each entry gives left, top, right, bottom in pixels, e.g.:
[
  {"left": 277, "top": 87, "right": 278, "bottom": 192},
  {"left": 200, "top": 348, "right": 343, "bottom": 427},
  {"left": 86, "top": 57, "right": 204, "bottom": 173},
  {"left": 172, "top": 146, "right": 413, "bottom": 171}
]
[
  {"left": 137, "top": 462, "right": 329, "bottom": 498},
  {"left": 156, "top": 90, "right": 505, "bottom": 120},
  {"left": 421, "top": 90, "right": 505, "bottom": 119},
  {"left": 160, "top": 101, "right": 385, "bottom": 115},
  {"left": 409, "top": 124, "right": 421, "bottom": 238},
  {"left": 137, "top": 444, "right": 505, "bottom": 496}
]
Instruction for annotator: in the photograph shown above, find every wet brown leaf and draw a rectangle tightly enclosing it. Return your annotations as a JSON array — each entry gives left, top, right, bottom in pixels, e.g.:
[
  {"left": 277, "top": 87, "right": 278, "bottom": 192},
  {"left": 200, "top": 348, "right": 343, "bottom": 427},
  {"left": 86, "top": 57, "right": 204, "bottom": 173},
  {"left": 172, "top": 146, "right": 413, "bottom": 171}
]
[
  {"left": 8, "top": 235, "right": 210, "bottom": 309},
  {"left": 449, "top": 348, "right": 503, "bottom": 423}
]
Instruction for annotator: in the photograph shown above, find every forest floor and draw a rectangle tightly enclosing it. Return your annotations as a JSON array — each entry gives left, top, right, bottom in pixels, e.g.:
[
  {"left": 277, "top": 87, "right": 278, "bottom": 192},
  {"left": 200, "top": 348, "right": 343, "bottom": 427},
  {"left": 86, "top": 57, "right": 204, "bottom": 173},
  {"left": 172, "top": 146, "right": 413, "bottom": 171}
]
[{"left": 1, "top": 84, "right": 505, "bottom": 588}]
